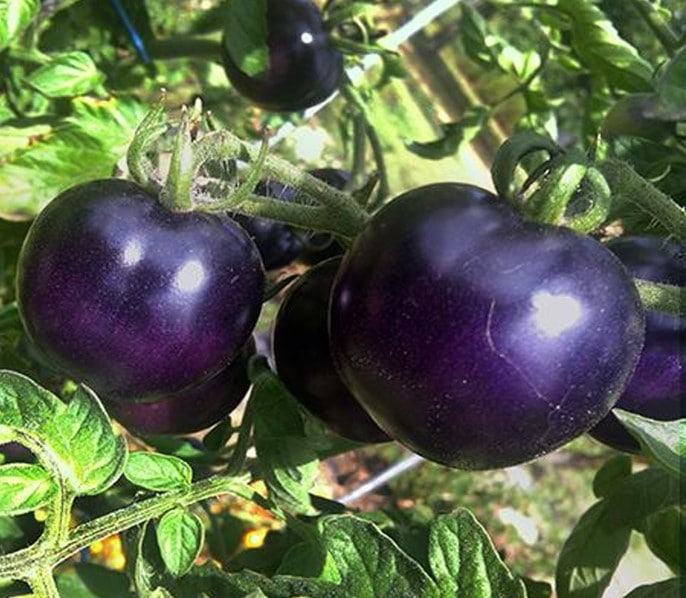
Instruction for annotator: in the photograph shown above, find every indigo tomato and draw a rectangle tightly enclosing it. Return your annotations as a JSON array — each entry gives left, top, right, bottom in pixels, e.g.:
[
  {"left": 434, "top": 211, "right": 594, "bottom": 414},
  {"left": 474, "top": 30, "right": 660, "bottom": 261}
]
[
  {"left": 221, "top": 0, "right": 343, "bottom": 112},
  {"left": 329, "top": 183, "right": 645, "bottom": 469},
  {"left": 589, "top": 236, "right": 685, "bottom": 452},
  {"left": 273, "top": 258, "right": 388, "bottom": 443},
  {"left": 17, "top": 179, "right": 264, "bottom": 400},
  {"left": 104, "top": 341, "right": 253, "bottom": 436}
]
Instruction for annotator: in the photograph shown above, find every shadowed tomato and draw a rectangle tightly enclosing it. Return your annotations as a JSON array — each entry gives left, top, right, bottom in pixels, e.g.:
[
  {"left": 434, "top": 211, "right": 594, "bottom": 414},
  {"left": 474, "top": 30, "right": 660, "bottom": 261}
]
[
  {"left": 330, "top": 183, "right": 645, "bottom": 469},
  {"left": 17, "top": 179, "right": 264, "bottom": 401},
  {"left": 105, "top": 341, "right": 254, "bottom": 436},
  {"left": 273, "top": 258, "right": 388, "bottom": 443},
  {"left": 221, "top": 0, "right": 343, "bottom": 112},
  {"left": 589, "top": 236, "right": 685, "bottom": 452}
]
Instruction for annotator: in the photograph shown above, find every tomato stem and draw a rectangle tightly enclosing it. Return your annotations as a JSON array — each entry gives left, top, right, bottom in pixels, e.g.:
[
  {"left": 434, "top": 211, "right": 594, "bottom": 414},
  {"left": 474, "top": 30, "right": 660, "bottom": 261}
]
[
  {"left": 634, "top": 279, "right": 685, "bottom": 316},
  {"left": 193, "top": 130, "right": 370, "bottom": 239},
  {"left": 0, "top": 475, "right": 269, "bottom": 582},
  {"left": 599, "top": 158, "right": 686, "bottom": 246}
]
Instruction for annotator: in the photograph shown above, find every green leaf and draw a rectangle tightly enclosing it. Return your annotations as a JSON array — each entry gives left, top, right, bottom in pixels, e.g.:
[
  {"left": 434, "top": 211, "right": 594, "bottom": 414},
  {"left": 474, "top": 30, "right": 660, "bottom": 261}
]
[
  {"left": 55, "top": 563, "right": 134, "bottom": 598},
  {"left": 557, "top": 0, "right": 653, "bottom": 92},
  {"left": 25, "top": 51, "right": 105, "bottom": 98},
  {"left": 522, "top": 576, "right": 553, "bottom": 598},
  {"left": 459, "top": 4, "right": 503, "bottom": 69},
  {"left": 641, "top": 508, "right": 685, "bottom": 574},
  {"left": 321, "top": 515, "right": 440, "bottom": 597},
  {"left": 614, "top": 410, "right": 684, "bottom": 478},
  {"left": 604, "top": 468, "right": 683, "bottom": 529},
  {"left": 428, "top": 509, "right": 526, "bottom": 598},
  {"left": 649, "top": 46, "right": 686, "bottom": 121},
  {"left": 405, "top": 107, "right": 490, "bottom": 160},
  {"left": 0, "top": 95, "right": 147, "bottom": 220},
  {"left": 124, "top": 452, "right": 192, "bottom": 492},
  {"left": 0, "top": 0, "right": 40, "bottom": 52},
  {"left": 161, "top": 563, "right": 348, "bottom": 598},
  {"left": 624, "top": 577, "right": 686, "bottom": 598},
  {"left": 592, "top": 454, "right": 633, "bottom": 499},
  {"left": 0, "top": 463, "right": 56, "bottom": 515},
  {"left": 223, "top": 0, "right": 268, "bottom": 78},
  {"left": 122, "top": 522, "right": 165, "bottom": 596},
  {"left": 54, "top": 385, "right": 127, "bottom": 496},
  {"left": 157, "top": 508, "right": 204, "bottom": 577},
  {"left": 251, "top": 359, "right": 319, "bottom": 514},
  {"left": 555, "top": 501, "right": 631, "bottom": 598},
  {"left": 202, "top": 418, "right": 234, "bottom": 452},
  {"left": 0, "top": 371, "right": 125, "bottom": 496}
]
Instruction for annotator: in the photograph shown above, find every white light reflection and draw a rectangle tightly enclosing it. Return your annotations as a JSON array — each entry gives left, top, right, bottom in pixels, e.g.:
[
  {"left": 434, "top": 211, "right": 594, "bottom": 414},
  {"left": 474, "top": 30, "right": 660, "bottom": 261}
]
[
  {"left": 174, "top": 260, "right": 206, "bottom": 293},
  {"left": 300, "top": 31, "right": 314, "bottom": 44},
  {"left": 122, "top": 238, "right": 143, "bottom": 266},
  {"left": 531, "top": 291, "right": 583, "bottom": 337}
]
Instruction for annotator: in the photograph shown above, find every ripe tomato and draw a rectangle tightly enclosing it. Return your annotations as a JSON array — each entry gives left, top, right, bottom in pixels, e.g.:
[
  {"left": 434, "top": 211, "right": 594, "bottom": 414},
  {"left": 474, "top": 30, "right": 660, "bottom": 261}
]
[
  {"left": 17, "top": 179, "right": 264, "bottom": 401},
  {"left": 589, "top": 236, "right": 685, "bottom": 452},
  {"left": 104, "top": 340, "right": 253, "bottom": 436},
  {"left": 329, "top": 183, "right": 645, "bottom": 469},
  {"left": 221, "top": 0, "right": 343, "bottom": 112},
  {"left": 273, "top": 258, "right": 388, "bottom": 443}
]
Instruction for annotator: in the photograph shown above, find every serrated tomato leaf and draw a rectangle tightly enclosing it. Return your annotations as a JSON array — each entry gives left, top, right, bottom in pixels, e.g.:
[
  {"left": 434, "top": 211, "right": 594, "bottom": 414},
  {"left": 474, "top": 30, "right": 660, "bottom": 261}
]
[
  {"left": 0, "top": 463, "right": 56, "bottom": 515},
  {"left": 0, "top": 95, "right": 147, "bottom": 220},
  {"left": 592, "top": 454, "right": 633, "bottom": 499},
  {"left": 54, "top": 385, "right": 127, "bottom": 495},
  {"left": 124, "top": 451, "right": 192, "bottom": 492},
  {"left": 0, "top": 370, "right": 125, "bottom": 497},
  {"left": 614, "top": 409, "right": 684, "bottom": 479},
  {"left": 321, "top": 515, "right": 440, "bottom": 597},
  {"left": 251, "top": 359, "right": 319, "bottom": 514},
  {"left": 428, "top": 509, "right": 526, "bottom": 597},
  {"left": 25, "top": 51, "right": 105, "bottom": 98},
  {"left": 555, "top": 501, "right": 631, "bottom": 598},
  {"left": 157, "top": 508, "right": 204, "bottom": 577}
]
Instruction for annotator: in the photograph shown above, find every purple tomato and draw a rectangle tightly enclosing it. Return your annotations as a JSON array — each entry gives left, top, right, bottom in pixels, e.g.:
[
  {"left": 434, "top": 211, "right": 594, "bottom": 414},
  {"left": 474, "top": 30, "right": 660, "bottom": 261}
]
[
  {"left": 104, "top": 341, "right": 253, "bottom": 436},
  {"left": 329, "top": 183, "right": 645, "bottom": 469},
  {"left": 589, "top": 236, "right": 685, "bottom": 452},
  {"left": 221, "top": 0, "right": 343, "bottom": 112},
  {"left": 273, "top": 258, "right": 388, "bottom": 443},
  {"left": 16, "top": 179, "right": 264, "bottom": 401}
]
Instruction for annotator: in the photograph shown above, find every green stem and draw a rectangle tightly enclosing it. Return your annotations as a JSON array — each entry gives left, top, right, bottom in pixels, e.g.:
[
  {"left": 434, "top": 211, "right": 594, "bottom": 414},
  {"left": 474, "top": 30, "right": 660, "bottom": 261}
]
[
  {"left": 349, "top": 114, "right": 368, "bottom": 194},
  {"left": 193, "top": 130, "right": 369, "bottom": 239},
  {"left": 635, "top": 279, "right": 685, "bottom": 316},
  {"left": 0, "top": 475, "right": 266, "bottom": 581},
  {"left": 599, "top": 158, "right": 686, "bottom": 246},
  {"left": 629, "top": 0, "right": 681, "bottom": 56},
  {"left": 340, "top": 83, "right": 390, "bottom": 209},
  {"left": 147, "top": 37, "right": 223, "bottom": 62},
  {"left": 28, "top": 568, "right": 59, "bottom": 598}
]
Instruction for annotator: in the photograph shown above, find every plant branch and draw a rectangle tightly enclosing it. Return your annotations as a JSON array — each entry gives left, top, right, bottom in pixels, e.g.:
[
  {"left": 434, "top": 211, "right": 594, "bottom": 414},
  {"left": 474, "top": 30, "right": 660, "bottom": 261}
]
[
  {"left": 193, "top": 130, "right": 369, "bottom": 238},
  {"left": 147, "top": 37, "right": 223, "bottom": 61},
  {"left": 635, "top": 279, "right": 685, "bottom": 316},
  {"left": 0, "top": 474, "right": 267, "bottom": 581},
  {"left": 599, "top": 158, "right": 686, "bottom": 246}
]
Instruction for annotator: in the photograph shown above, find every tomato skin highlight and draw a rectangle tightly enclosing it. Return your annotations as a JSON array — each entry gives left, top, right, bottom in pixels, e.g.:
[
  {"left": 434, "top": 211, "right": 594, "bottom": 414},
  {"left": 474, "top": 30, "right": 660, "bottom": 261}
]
[
  {"left": 589, "top": 236, "right": 685, "bottom": 453},
  {"left": 329, "top": 183, "right": 646, "bottom": 469},
  {"left": 16, "top": 179, "right": 264, "bottom": 401},
  {"left": 273, "top": 258, "right": 388, "bottom": 444},
  {"left": 221, "top": 0, "right": 343, "bottom": 112},
  {"left": 104, "top": 341, "right": 253, "bottom": 436}
]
